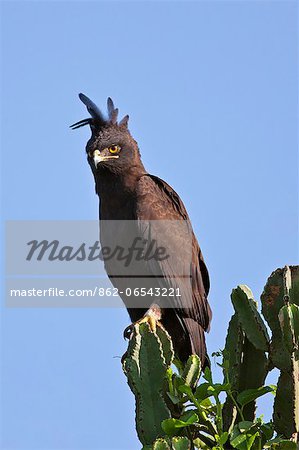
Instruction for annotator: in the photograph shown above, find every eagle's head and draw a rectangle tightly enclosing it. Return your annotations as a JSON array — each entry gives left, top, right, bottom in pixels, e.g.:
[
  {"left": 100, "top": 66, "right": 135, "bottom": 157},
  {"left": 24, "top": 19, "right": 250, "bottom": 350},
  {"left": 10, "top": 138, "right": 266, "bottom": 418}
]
[{"left": 71, "top": 94, "right": 144, "bottom": 177}]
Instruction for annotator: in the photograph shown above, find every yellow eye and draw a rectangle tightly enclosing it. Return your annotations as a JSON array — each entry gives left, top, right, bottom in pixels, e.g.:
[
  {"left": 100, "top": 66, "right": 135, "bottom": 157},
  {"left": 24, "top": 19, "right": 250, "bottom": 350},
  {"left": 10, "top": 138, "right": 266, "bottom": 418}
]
[{"left": 108, "top": 145, "right": 121, "bottom": 154}]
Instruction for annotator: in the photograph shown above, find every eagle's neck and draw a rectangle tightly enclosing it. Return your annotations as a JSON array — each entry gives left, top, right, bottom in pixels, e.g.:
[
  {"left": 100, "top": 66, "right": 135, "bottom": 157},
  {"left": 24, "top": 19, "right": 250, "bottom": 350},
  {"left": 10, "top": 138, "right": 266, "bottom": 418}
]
[{"left": 95, "top": 165, "right": 146, "bottom": 220}]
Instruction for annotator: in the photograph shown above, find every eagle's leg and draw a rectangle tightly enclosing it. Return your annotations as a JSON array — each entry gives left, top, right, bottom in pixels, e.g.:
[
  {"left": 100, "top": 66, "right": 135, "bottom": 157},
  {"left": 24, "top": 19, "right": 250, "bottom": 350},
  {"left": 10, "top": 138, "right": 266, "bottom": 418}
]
[{"left": 123, "top": 304, "right": 162, "bottom": 339}]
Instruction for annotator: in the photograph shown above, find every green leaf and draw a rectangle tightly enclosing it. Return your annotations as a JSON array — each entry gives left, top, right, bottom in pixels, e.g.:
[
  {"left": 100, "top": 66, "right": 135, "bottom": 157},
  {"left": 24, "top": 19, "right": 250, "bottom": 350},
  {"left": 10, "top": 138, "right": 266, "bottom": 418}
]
[
  {"left": 173, "top": 358, "right": 184, "bottom": 375},
  {"left": 260, "top": 422, "right": 274, "bottom": 441},
  {"left": 231, "top": 432, "right": 259, "bottom": 450},
  {"left": 173, "top": 376, "right": 186, "bottom": 392},
  {"left": 161, "top": 419, "right": 180, "bottom": 437},
  {"left": 181, "top": 412, "right": 199, "bottom": 426},
  {"left": 161, "top": 413, "right": 199, "bottom": 436},
  {"left": 178, "top": 385, "right": 193, "bottom": 397},
  {"left": 180, "top": 410, "right": 198, "bottom": 422},
  {"left": 230, "top": 432, "right": 247, "bottom": 448},
  {"left": 238, "top": 421, "right": 254, "bottom": 432},
  {"left": 218, "top": 432, "right": 229, "bottom": 445},
  {"left": 245, "top": 432, "right": 259, "bottom": 450},
  {"left": 193, "top": 437, "right": 211, "bottom": 450},
  {"left": 207, "top": 383, "right": 230, "bottom": 395},
  {"left": 199, "top": 397, "right": 213, "bottom": 409},
  {"left": 237, "top": 386, "right": 276, "bottom": 407},
  {"left": 230, "top": 425, "right": 257, "bottom": 450},
  {"left": 203, "top": 366, "right": 212, "bottom": 383},
  {"left": 166, "top": 392, "right": 182, "bottom": 405},
  {"left": 194, "top": 382, "right": 211, "bottom": 401}
]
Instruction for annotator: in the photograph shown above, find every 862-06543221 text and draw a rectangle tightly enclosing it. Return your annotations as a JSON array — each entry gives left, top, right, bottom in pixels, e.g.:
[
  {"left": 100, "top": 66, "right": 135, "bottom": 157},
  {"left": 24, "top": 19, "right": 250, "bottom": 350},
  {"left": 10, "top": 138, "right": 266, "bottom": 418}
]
[{"left": 9, "top": 287, "right": 182, "bottom": 298}]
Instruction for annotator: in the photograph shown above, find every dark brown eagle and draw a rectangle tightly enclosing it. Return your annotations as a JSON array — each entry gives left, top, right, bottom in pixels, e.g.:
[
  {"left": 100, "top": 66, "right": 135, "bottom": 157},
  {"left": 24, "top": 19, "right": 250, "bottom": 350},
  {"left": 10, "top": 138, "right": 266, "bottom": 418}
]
[{"left": 71, "top": 94, "right": 212, "bottom": 366}]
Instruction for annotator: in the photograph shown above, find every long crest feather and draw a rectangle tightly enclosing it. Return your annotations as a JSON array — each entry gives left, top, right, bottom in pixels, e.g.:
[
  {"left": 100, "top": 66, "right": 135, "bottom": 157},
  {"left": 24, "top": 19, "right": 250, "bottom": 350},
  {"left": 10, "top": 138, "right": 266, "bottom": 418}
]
[
  {"left": 107, "top": 97, "right": 115, "bottom": 117},
  {"left": 70, "top": 118, "right": 92, "bottom": 130},
  {"left": 79, "top": 93, "right": 104, "bottom": 120},
  {"left": 70, "top": 94, "right": 129, "bottom": 131},
  {"left": 107, "top": 97, "right": 119, "bottom": 124},
  {"left": 119, "top": 114, "right": 129, "bottom": 128}
]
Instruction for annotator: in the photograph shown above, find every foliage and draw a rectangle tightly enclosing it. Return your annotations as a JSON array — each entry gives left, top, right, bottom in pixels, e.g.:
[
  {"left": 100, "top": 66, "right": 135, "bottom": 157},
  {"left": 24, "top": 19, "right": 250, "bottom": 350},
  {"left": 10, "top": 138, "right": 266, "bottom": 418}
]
[
  {"left": 122, "top": 266, "right": 299, "bottom": 449},
  {"left": 160, "top": 356, "right": 280, "bottom": 450}
]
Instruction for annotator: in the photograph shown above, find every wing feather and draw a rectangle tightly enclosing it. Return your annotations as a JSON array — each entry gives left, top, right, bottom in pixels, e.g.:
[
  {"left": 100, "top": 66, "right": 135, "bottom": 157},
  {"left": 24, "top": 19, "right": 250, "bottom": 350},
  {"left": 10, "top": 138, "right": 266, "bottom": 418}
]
[{"left": 136, "top": 174, "right": 212, "bottom": 332}]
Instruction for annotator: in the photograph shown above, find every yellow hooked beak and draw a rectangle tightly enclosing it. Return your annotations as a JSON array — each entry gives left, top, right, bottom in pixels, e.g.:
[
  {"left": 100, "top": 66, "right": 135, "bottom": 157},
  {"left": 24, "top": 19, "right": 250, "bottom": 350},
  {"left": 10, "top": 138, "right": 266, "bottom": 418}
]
[{"left": 93, "top": 149, "right": 119, "bottom": 168}]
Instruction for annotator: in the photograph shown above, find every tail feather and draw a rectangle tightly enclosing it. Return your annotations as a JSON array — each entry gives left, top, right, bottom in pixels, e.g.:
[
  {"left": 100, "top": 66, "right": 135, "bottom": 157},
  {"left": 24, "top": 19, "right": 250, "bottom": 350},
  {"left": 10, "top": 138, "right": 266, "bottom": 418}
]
[
  {"left": 162, "top": 311, "right": 209, "bottom": 368},
  {"left": 182, "top": 317, "right": 209, "bottom": 368}
]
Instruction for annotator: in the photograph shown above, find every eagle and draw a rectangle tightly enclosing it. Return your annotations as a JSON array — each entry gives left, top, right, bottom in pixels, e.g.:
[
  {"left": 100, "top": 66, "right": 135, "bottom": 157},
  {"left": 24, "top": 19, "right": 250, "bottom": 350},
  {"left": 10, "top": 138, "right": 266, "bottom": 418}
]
[{"left": 71, "top": 94, "right": 212, "bottom": 366}]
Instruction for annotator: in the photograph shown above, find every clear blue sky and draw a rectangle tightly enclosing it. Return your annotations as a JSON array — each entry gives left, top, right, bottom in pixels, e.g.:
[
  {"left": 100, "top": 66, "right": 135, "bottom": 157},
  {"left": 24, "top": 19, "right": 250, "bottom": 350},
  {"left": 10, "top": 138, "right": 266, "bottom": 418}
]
[{"left": 1, "top": 1, "right": 297, "bottom": 449}]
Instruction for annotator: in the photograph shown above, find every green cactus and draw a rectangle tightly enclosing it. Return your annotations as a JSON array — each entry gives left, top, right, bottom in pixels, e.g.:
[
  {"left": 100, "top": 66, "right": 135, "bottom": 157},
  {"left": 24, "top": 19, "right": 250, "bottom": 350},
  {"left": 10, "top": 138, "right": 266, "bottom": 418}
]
[
  {"left": 261, "top": 267, "right": 291, "bottom": 371},
  {"left": 222, "top": 314, "right": 244, "bottom": 432},
  {"left": 171, "top": 436, "right": 191, "bottom": 450},
  {"left": 261, "top": 268, "right": 286, "bottom": 329},
  {"left": 151, "top": 437, "right": 191, "bottom": 450},
  {"left": 279, "top": 303, "right": 299, "bottom": 354},
  {"left": 223, "top": 314, "right": 244, "bottom": 392},
  {"left": 238, "top": 337, "right": 268, "bottom": 421},
  {"left": 122, "top": 322, "right": 173, "bottom": 446},
  {"left": 224, "top": 269, "right": 299, "bottom": 436},
  {"left": 273, "top": 356, "right": 299, "bottom": 439},
  {"left": 123, "top": 266, "right": 299, "bottom": 448},
  {"left": 156, "top": 325, "right": 174, "bottom": 367},
  {"left": 181, "top": 355, "right": 201, "bottom": 389},
  {"left": 290, "top": 266, "right": 299, "bottom": 305},
  {"left": 279, "top": 266, "right": 299, "bottom": 357},
  {"left": 224, "top": 288, "right": 269, "bottom": 423},
  {"left": 222, "top": 311, "right": 268, "bottom": 428},
  {"left": 231, "top": 285, "right": 270, "bottom": 352},
  {"left": 261, "top": 265, "right": 299, "bottom": 439},
  {"left": 152, "top": 438, "right": 171, "bottom": 450}
]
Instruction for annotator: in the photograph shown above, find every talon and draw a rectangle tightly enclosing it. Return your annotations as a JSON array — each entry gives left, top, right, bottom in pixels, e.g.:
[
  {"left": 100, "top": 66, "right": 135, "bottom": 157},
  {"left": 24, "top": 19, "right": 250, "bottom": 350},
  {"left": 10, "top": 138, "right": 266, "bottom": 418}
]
[
  {"left": 135, "top": 315, "right": 158, "bottom": 333},
  {"left": 123, "top": 324, "right": 134, "bottom": 340},
  {"left": 123, "top": 306, "right": 162, "bottom": 339},
  {"left": 123, "top": 315, "right": 159, "bottom": 340}
]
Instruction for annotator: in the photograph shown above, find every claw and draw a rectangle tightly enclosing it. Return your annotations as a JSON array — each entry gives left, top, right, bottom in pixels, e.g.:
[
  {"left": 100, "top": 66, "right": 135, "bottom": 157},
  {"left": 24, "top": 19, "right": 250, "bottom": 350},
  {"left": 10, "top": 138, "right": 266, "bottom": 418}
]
[
  {"left": 136, "top": 315, "right": 157, "bottom": 333},
  {"left": 123, "top": 324, "right": 134, "bottom": 340},
  {"left": 123, "top": 315, "right": 159, "bottom": 341}
]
